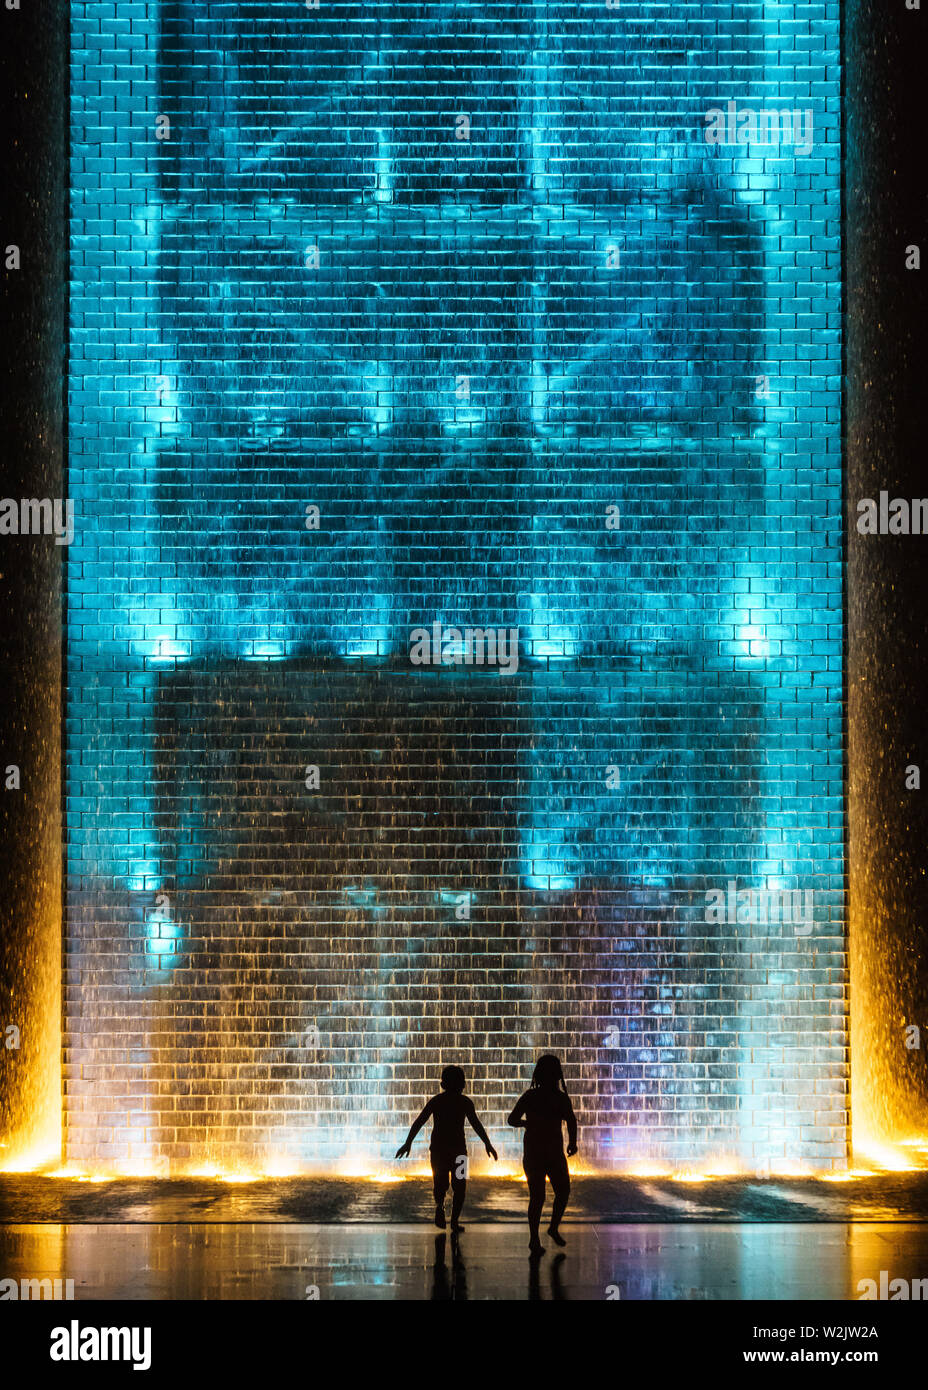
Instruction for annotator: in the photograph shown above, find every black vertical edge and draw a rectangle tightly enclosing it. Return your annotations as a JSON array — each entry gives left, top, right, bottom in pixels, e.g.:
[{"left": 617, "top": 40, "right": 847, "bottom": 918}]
[
  {"left": 0, "top": 0, "right": 68, "bottom": 1168},
  {"left": 846, "top": 0, "right": 928, "bottom": 1147},
  {"left": 840, "top": 0, "right": 850, "bottom": 1167},
  {"left": 60, "top": 0, "right": 70, "bottom": 1171}
]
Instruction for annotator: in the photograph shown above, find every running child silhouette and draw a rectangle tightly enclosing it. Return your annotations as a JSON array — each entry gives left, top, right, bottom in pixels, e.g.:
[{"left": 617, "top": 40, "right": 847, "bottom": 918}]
[
  {"left": 395, "top": 1065, "right": 498, "bottom": 1230},
  {"left": 508, "top": 1054, "right": 578, "bottom": 1255}
]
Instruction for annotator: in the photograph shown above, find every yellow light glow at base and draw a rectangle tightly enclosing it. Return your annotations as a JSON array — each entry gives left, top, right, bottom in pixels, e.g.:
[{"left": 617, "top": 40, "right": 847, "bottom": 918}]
[
  {"left": 262, "top": 1158, "right": 302, "bottom": 1179},
  {"left": 0, "top": 1137, "right": 61, "bottom": 1174},
  {"left": 0, "top": 1161, "right": 873, "bottom": 1181},
  {"left": 670, "top": 1160, "right": 745, "bottom": 1183},
  {"left": 848, "top": 783, "right": 928, "bottom": 1176},
  {"left": 851, "top": 1136, "right": 919, "bottom": 1173},
  {"left": 671, "top": 1171, "right": 728, "bottom": 1184},
  {"left": 182, "top": 1165, "right": 264, "bottom": 1182},
  {"left": 7, "top": 1149, "right": 928, "bottom": 1182},
  {"left": 336, "top": 1154, "right": 380, "bottom": 1179},
  {"left": 46, "top": 1165, "right": 109, "bottom": 1183}
]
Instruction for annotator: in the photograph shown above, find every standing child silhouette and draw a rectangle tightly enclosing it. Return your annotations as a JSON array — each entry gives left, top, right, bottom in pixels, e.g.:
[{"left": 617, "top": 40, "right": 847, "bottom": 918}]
[
  {"left": 396, "top": 1065, "right": 498, "bottom": 1231},
  {"left": 508, "top": 1054, "right": 578, "bottom": 1254}
]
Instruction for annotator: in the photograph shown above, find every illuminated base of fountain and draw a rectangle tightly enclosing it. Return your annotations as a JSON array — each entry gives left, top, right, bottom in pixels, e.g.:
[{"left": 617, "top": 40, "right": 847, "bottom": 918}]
[{"left": 5, "top": 1140, "right": 925, "bottom": 1186}]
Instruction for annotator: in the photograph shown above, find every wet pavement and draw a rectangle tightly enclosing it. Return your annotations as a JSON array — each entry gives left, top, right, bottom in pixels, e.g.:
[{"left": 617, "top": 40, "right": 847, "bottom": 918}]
[
  {"left": 0, "top": 1220, "right": 927, "bottom": 1299},
  {"left": 3, "top": 1175, "right": 928, "bottom": 1299},
  {"left": 3, "top": 1173, "right": 928, "bottom": 1224}
]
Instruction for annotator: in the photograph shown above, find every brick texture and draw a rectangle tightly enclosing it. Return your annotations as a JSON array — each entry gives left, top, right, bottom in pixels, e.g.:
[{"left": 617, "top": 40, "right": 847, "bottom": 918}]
[{"left": 65, "top": 0, "right": 846, "bottom": 1171}]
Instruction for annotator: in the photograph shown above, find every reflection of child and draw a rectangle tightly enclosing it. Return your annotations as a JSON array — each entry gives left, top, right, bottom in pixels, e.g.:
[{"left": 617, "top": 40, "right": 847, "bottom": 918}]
[{"left": 396, "top": 1065, "right": 498, "bottom": 1230}]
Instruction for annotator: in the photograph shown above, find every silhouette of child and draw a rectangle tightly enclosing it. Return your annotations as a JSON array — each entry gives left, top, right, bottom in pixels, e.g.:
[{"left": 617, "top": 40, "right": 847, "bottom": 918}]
[
  {"left": 508, "top": 1054, "right": 578, "bottom": 1254},
  {"left": 396, "top": 1065, "right": 498, "bottom": 1230}
]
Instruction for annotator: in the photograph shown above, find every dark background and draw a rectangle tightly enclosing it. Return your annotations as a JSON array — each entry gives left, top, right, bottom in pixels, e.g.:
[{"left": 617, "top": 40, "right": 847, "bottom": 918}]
[
  {"left": 0, "top": 0, "right": 66, "bottom": 1156},
  {"left": 846, "top": 0, "right": 928, "bottom": 1139}
]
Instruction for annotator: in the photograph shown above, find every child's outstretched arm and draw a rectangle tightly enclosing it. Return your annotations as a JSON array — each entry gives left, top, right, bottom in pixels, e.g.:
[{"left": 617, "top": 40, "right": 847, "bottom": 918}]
[
  {"left": 465, "top": 1099, "right": 498, "bottom": 1160},
  {"left": 395, "top": 1099, "right": 433, "bottom": 1158}
]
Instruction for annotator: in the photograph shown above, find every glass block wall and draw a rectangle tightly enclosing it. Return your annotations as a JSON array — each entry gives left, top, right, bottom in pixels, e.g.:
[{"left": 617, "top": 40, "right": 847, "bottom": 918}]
[{"left": 66, "top": 0, "right": 845, "bottom": 1172}]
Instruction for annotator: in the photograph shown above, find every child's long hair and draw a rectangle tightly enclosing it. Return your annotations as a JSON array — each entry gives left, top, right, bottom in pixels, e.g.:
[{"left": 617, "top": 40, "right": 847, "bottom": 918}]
[{"left": 530, "top": 1054, "right": 568, "bottom": 1095}]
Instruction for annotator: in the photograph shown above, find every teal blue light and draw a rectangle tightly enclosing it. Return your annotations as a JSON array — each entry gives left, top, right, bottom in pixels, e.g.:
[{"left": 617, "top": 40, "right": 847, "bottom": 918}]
[{"left": 66, "top": 0, "right": 845, "bottom": 1172}]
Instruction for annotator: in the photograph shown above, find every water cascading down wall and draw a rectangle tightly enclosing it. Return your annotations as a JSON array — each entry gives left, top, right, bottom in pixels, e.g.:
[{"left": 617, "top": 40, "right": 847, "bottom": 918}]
[{"left": 64, "top": 0, "right": 845, "bottom": 1172}]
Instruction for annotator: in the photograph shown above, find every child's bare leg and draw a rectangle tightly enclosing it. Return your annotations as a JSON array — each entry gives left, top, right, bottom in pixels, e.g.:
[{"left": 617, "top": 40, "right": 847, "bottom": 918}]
[
  {"left": 526, "top": 1169, "right": 546, "bottom": 1253},
  {"left": 450, "top": 1177, "right": 466, "bottom": 1229},
  {"left": 432, "top": 1163, "right": 449, "bottom": 1228},
  {"left": 547, "top": 1163, "right": 569, "bottom": 1245}
]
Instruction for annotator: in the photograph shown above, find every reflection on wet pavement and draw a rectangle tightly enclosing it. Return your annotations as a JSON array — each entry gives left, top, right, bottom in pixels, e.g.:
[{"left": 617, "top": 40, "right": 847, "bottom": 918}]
[
  {"left": 3, "top": 1174, "right": 928, "bottom": 1224},
  {"left": 1, "top": 1221, "right": 926, "bottom": 1301}
]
